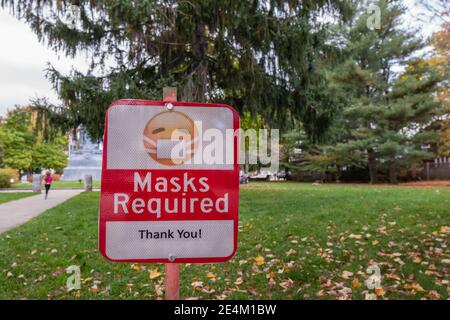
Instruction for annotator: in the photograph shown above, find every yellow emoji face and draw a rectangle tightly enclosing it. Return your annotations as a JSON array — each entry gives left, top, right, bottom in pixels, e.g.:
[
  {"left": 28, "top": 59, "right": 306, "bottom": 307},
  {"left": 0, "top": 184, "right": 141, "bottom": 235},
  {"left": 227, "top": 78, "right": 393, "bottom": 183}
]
[{"left": 143, "top": 111, "right": 198, "bottom": 165}]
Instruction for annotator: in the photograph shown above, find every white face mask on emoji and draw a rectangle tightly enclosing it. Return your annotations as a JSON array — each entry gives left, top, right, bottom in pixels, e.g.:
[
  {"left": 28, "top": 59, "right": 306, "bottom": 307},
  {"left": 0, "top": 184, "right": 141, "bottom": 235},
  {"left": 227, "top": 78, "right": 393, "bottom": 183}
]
[
  {"left": 156, "top": 139, "right": 186, "bottom": 159},
  {"left": 143, "top": 136, "right": 196, "bottom": 161}
]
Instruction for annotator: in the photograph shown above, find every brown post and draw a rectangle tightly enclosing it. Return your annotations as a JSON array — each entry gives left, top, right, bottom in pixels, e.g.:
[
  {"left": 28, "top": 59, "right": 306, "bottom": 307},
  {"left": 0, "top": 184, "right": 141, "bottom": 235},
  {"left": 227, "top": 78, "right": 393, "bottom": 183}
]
[{"left": 162, "top": 86, "right": 180, "bottom": 300}]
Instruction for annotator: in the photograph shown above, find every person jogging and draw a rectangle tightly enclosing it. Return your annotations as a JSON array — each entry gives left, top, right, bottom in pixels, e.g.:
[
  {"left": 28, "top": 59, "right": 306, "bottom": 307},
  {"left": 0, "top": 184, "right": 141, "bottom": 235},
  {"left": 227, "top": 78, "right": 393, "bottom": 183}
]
[{"left": 43, "top": 171, "right": 53, "bottom": 199}]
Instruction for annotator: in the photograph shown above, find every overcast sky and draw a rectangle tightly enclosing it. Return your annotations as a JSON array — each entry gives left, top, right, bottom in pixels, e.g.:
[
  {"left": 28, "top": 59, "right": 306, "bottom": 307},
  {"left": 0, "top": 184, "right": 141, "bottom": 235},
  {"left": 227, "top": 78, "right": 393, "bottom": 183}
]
[{"left": 0, "top": 1, "right": 446, "bottom": 117}]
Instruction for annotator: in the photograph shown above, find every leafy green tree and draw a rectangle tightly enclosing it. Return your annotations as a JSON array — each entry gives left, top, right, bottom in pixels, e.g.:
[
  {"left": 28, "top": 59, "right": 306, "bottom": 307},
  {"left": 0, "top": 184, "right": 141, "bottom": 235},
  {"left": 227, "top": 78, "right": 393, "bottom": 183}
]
[
  {"left": 300, "top": 143, "right": 365, "bottom": 182},
  {"left": 0, "top": 108, "right": 35, "bottom": 173},
  {"left": 0, "top": 107, "right": 68, "bottom": 174},
  {"left": 1, "top": 0, "right": 353, "bottom": 141},
  {"left": 0, "top": 140, "right": 4, "bottom": 167},
  {"left": 31, "top": 142, "right": 68, "bottom": 173}
]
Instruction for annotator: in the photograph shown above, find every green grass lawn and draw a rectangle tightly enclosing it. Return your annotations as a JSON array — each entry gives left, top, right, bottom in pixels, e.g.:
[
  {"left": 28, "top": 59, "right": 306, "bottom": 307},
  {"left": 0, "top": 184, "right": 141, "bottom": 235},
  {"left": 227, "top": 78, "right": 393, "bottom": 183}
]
[
  {"left": 8, "top": 180, "right": 101, "bottom": 190},
  {"left": 0, "top": 182, "right": 449, "bottom": 300},
  {"left": 0, "top": 192, "right": 35, "bottom": 204}
]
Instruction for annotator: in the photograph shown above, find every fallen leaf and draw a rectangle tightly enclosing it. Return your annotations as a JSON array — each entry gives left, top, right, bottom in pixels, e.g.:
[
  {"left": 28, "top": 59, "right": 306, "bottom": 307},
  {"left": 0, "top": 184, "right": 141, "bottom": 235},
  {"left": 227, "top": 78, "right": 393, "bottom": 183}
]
[
  {"left": 149, "top": 268, "right": 162, "bottom": 280},
  {"left": 82, "top": 277, "right": 93, "bottom": 284},
  {"left": 404, "top": 283, "right": 425, "bottom": 292},
  {"left": 385, "top": 273, "right": 401, "bottom": 281},
  {"left": 52, "top": 268, "right": 63, "bottom": 277},
  {"left": 375, "top": 287, "right": 384, "bottom": 296},
  {"left": 428, "top": 290, "right": 440, "bottom": 299},
  {"left": 279, "top": 279, "right": 294, "bottom": 290},
  {"left": 155, "top": 284, "right": 164, "bottom": 296},
  {"left": 254, "top": 256, "right": 265, "bottom": 266},
  {"left": 341, "top": 271, "right": 354, "bottom": 279},
  {"left": 365, "top": 293, "right": 377, "bottom": 300},
  {"left": 90, "top": 285, "right": 99, "bottom": 294},
  {"left": 191, "top": 281, "right": 203, "bottom": 290},
  {"left": 286, "top": 249, "right": 296, "bottom": 256},
  {"left": 206, "top": 272, "right": 216, "bottom": 279},
  {"left": 413, "top": 256, "right": 422, "bottom": 264},
  {"left": 352, "top": 279, "right": 361, "bottom": 289},
  {"left": 268, "top": 278, "right": 276, "bottom": 288},
  {"left": 439, "top": 226, "right": 450, "bottom": 235},
  {"left": 131, "top": 264, "right": 142, "bottom": 272}
]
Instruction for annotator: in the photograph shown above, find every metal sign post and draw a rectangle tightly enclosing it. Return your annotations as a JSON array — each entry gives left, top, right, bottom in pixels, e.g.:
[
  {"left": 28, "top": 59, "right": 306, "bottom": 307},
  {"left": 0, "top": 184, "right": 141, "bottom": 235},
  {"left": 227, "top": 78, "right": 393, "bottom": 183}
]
[{"left": 163, "top": 87, "right": 180, "bottom": 300}]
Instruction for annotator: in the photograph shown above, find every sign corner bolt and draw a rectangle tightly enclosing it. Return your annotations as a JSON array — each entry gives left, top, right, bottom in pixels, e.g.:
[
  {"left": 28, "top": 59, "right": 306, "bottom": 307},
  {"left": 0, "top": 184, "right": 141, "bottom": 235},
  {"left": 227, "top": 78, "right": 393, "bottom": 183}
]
[{"left": 165, "top": 102, "right": 174, "bottom": 111}]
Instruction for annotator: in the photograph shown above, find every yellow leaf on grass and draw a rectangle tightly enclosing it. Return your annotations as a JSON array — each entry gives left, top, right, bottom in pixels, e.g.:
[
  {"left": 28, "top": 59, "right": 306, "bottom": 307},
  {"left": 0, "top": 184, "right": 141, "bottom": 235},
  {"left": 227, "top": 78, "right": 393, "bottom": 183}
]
[
  {"left": 131, "top": 264, "right": 142, "bottom": 272},
  {"left": 254, "top": 256, "right": 265, "bottom": 266},
  {"left": 82, "top": 277, "right": 93, "bottom": 284},
  {"left": 206, "top": 272, "right": 216, "bottom": 279},
  {"left": 404, "top": 283, "right": 425, "bottom": 292},
  {"left": 352, "top": 279, "right": 361, "bottom": 289},
  {"left": 149, "top": 268, "right": 162, "bottom": 280}
]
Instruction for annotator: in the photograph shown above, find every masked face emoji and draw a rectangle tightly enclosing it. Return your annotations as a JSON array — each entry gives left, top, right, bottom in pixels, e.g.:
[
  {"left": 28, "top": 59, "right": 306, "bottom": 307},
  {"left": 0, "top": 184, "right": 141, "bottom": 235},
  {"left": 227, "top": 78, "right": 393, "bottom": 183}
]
[{"left": 143, "top": 111, "right": 198, "bottom": 165}]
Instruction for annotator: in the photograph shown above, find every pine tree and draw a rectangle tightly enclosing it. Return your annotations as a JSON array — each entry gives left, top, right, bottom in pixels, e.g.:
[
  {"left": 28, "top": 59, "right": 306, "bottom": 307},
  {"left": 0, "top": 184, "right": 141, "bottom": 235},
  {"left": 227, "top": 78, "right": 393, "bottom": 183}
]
[
  {"left": 331, "top": 0, "right": 442, "bottom": 183},
  {"left": 1, "top": 0, "right": 353, "bottom": 141}
]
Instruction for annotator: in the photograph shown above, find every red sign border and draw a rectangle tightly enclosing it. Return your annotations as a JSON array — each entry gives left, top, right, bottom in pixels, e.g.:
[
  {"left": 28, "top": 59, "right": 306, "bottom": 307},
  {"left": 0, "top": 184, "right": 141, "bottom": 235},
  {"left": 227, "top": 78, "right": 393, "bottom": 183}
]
[{"left": 98, "top": 99, "right": 240, "bottom": 263}]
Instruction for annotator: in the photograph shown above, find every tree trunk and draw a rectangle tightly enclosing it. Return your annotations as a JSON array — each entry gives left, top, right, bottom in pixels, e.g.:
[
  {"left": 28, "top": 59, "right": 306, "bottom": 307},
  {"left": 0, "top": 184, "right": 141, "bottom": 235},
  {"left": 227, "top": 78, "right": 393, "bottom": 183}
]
[
  {"left": 244, "top": 150, "right": 249, "bottom": 173},
  {"left": 388, "top": 159, "right": 398, "bottom": 184},
  {"left": 367, "top": 148, "right": 378, "bottom": 184},
  {"left": 182, "top": 22, "right": 208, "bottom": 102},
  {"left": 336, "top": 165, "right": 341, "bottom": 183}
]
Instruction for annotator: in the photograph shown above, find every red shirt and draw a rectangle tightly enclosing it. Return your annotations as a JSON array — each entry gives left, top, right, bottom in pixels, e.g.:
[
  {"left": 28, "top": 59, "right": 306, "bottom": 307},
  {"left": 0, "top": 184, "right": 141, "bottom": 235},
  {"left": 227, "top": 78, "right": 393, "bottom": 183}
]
[{"left": 44, "top": 176, "right": 53, "bottom": 185}]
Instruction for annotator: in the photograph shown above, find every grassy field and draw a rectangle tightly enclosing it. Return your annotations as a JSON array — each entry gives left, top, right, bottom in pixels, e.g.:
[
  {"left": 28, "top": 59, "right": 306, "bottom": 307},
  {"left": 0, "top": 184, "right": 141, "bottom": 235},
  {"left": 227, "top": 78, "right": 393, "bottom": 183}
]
[
  {"left": 0, "top": 192, "right": 35, "bottom": 204},
  {"left": 8, "top": 180, "right": 101, "bottom": 190},
  {"left": 0, "top": 182, "right": 449, "bottom": 300}
]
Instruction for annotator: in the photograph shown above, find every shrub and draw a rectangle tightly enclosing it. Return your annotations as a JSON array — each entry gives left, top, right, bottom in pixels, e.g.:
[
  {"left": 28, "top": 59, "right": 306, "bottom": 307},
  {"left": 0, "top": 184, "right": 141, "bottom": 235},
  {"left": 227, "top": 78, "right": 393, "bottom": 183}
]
[
  {"left": 0, "top": 168, "right": 20, "bottom": 185},
  {"left": 0, "top": 173, "right": 11, "bottom": 188}
]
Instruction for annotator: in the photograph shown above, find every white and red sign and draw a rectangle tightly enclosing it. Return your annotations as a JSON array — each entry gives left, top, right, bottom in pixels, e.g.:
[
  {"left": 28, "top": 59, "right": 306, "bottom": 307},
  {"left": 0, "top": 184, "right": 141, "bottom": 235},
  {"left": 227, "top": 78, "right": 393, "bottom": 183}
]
[{"left": 99, "top": 99, "right": 240, "bottom": 263}]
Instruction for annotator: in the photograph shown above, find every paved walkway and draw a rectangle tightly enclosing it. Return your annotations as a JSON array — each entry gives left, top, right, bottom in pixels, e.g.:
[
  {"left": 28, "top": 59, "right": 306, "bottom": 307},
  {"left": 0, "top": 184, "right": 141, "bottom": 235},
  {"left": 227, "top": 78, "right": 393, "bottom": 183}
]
[{"left": 0, "top": 190, "right": 83, "bottom": 233}]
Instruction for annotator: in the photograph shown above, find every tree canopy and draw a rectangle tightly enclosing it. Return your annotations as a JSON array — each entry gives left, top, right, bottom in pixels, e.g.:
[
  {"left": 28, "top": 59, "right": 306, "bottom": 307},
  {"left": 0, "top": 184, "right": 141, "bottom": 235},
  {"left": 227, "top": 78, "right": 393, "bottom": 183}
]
[
  {"left": 0, "top": 107, "right": 68, "bottom": 174},
  {"left": 1, "top": 0, "right": 354, "bottom": 141},
  {"left": 295, "top": 0, "right": 444, "bottom": 183}
]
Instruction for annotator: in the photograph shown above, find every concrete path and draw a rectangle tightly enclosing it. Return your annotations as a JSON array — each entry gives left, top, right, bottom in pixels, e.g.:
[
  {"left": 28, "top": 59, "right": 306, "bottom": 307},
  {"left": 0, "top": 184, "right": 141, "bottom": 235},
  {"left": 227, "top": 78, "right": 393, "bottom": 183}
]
[{"left": 0, "top": 190, "right": 83, "bottom": 233}]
